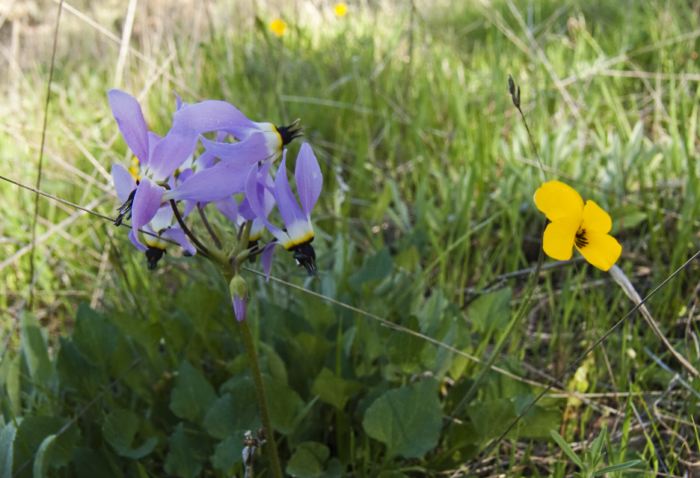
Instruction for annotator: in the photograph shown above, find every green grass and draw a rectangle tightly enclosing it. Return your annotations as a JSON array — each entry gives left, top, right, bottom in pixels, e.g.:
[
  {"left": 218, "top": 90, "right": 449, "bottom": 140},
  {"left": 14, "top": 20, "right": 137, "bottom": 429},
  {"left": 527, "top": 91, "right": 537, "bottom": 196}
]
[{"left": 1, "top": 0, "right": 699, "bottom": 476}]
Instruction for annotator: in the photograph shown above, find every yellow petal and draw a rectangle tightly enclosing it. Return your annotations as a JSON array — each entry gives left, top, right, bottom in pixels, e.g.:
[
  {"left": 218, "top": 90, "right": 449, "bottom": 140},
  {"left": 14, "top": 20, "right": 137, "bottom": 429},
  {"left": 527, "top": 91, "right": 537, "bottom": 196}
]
[
  {"left": 534, "top": 180, "right": 584, "bottom": 222},
  {"left": 334, "top": 2, "right": 348, "bottom": 17},
  {"left": 269, "top": 19, "right": 287, "bottom": 37},
  {"left": 581, "top": 200, "right": 612, "bottom": 234},
  {"left": 542, "top": 218, "right": 578, "bottom": 261},
  {"left": 576, "top": 232, "right": 622, "bottom": 271}
]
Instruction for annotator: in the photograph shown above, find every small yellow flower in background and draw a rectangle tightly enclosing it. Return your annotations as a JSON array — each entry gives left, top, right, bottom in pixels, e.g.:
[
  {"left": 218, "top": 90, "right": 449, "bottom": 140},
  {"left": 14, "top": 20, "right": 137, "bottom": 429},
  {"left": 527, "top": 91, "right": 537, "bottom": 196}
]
[
  {"left": 534, "top": 180, "right": 622, "bottom": 271},
  {"left": 334, "top": 2, "right": 348, "bottom": 17},
  {"left": 269, "top": 18, "right": 287, "bottom": 37}
]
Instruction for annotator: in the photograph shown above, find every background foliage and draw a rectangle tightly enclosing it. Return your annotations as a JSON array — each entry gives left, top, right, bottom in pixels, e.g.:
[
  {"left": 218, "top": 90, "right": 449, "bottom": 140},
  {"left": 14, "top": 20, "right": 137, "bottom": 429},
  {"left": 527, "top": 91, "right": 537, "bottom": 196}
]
[{"left": 1, "top": 0, "right": 699, "bottom": 476}]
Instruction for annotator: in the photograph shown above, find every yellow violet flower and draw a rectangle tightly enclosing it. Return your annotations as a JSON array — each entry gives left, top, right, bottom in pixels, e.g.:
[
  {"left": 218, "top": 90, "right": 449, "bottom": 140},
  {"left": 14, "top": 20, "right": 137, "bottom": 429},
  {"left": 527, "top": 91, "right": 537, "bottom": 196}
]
[
  {"left": 534, "top": 180, "right": 622, "bottom": 271},
  {"left": 269, "top": 18, "right": 287, "bottom": 37},
  {"left": 334, "top": 2, "right": 348, "bottom": 17}
]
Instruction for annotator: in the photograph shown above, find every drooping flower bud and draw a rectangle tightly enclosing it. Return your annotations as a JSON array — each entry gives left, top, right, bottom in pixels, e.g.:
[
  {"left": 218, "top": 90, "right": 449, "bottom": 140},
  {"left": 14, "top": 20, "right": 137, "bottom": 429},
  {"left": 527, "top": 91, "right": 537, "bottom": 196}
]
[{"left": 229, "top": 275, "right": 249, "bottom": 322}]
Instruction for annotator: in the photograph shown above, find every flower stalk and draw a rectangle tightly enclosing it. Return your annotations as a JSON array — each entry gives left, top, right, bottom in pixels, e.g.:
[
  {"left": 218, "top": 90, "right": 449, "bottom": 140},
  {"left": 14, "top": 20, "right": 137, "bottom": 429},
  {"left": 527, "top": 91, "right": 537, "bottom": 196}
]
[{"left": 237, "top": 317, "right": 284, "bottom": 477}]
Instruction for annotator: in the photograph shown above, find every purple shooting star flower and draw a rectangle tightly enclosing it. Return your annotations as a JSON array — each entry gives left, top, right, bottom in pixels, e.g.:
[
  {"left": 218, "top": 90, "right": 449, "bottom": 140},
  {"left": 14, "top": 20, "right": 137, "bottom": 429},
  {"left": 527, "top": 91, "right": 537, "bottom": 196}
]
[
  {"left": 163, "top": 100, "right": 302, "bottom": 205},
  {"left": 108, "top": 89, "right": 191, "bottom": 227},
  {"left": 111, "top": 164, "right": 194, "bottom": 268},
  {"left": 247, "top": 143, "right": 322, "bottom": 275}
]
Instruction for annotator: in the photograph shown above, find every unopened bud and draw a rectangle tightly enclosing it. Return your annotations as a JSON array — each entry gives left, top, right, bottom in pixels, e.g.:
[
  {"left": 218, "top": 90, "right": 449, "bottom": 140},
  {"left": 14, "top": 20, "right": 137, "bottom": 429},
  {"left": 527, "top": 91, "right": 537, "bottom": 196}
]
[{"left": 229, "top": 275, "right": 248, "bottom": 300}]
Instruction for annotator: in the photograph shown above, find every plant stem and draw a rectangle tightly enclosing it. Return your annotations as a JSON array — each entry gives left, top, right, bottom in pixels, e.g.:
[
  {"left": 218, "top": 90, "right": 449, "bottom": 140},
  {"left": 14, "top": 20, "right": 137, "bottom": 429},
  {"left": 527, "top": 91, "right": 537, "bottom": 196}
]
[{"left": 238, "top": 317, "right": 284, "bottom": 478}]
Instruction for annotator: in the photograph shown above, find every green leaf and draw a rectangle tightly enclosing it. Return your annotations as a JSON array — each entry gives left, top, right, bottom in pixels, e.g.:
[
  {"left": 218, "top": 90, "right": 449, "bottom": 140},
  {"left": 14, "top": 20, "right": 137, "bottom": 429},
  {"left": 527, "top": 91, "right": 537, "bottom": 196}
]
[
  {"left": 466, "top": 398, "right": 512, "bottom": 442},
  {"left": 164, "top": 423, "right": 205, "bottom": 478},
  {"left": 260, "top": 343, "right": 288, "bottom": 384},
  {"left": 0, "top": 355, "right": 21, "bottom": 416},
  {"left": 286, "top": 442, "right": 330, "bottom": 478},
  {"left": 55, "top": 339, "right": 102, "bottom": 395},
  {"left": 102, "top": 408, "right": 157, "bottom": 459},
  {"left": 170, "top": 361, "right": 217, "bottom": 423},
  {"left": 311, "top": 368, "right": 362, "bottom": 410},
  {"left": 593, "top": 460, "right": 644, "bottom": 476},
  {"left": 362, "top": 379, "right": 443, "bottom": 458},
  {"left": 0, "top": 422, "right": 17, "bottom": 478},
  {"left": 72, "top": 304, "right": 115, "bottom": 364},
  {"left": 211, "top": 435, "right": 244, "bottom": 472},
  {"left": 550, "top": 430, "right": 583, "bottom": 469},
  {"left": 13, "top": 417, "right": 79, "bottom": 478},
  {"left": 20, "top": 314, "right": 52, "bottom": 387},
  {"left": 72, "top": 448, "right": 119, "bottom": 478},
  {"left": 32, "top": 434, "right": 56, "bottom": 478},
  {"left": 203, "top": 392, "right": 258, "bottom": 440},
  {"left": 265, "top": 376, "right": 304, "bottom": 434},
  {"left": 72, "top": 304, "right": 132, "bottom": 376},
  {"left": 468, "top": 288, "right": 511, "bottom": 334},
  {"left": 349, "top": 248, "right": 393, "bottom": 289}
]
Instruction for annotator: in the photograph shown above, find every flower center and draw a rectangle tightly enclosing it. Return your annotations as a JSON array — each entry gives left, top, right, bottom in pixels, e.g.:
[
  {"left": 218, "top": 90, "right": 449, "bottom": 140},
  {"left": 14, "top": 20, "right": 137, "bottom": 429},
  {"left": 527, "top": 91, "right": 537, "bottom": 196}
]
[
  {"left": 145, "top": 246, "right": 166, "bottom": 270},
  {"left": 129, "top": 157, "right": 141, "bottom": 182},
  {"left": 575, "top": 228, "right": 588, "bottom": 248},
  {"left": 290, "top": 240, "right": 316, "bottom": 275},
  {"left": 276, "top": 119, "right": 303, "bottom": 146}
]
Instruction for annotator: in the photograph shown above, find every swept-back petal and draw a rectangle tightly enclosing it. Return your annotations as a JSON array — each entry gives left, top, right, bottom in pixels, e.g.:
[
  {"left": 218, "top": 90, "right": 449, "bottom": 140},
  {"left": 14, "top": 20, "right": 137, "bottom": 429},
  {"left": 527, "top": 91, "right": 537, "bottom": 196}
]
[
  {"left": 146, "top": 131, "right": 161, "bottom": 164},
  {"left": 273, "top": 155, "right": 306, "bottom": 228},
  {"left": 261, "top": 242, "right": 277, "bottom": 281},
  {"left": 149, "top": 205, "right": 174, "bottom": 233},
  {"left": 534, "top": 180, "right": 584, "bottom": 222},
  {"left": 215, "top": 197, "right": 239, "bottom": 222},
  {"left": 132, "top": 178, "right": 165, "bottom": 245},
  {"left": 111, "top": 163, "right": 136, "bottom": 202},
  {"left": 128, "top": 229, "right": 147, "bottom": 252},
  {"left": 108, "top": 89, "right": 149, "bottom": 164},
  {"left": 542, "top": 218, "right": 578, "bottom": 261},
  {"left": 161, "top": 227, "right": 196, "bottom": 256},
  {"left": 245, "top": 162, "right": 277, "bottom": 226},
  {"left": 576, "top": 232, "right": 622, "bottom": 271},
  {"left": 148, "top": 130, "right": 198, "bottom": 181},
  {"left": 171, "top": 100, "right": 256, "bottom": 138},
  {"left": 201, "top": 133, "right": 272, "bottom": 163},
  {"left": 167, "top": 159, "right": 254, "bottom": 203},
  {"left": 295, "top": 143, "right": 323, "bottom": 216},
  {"left": 582, "top": 200, "right": 612, "bottom": 234}
]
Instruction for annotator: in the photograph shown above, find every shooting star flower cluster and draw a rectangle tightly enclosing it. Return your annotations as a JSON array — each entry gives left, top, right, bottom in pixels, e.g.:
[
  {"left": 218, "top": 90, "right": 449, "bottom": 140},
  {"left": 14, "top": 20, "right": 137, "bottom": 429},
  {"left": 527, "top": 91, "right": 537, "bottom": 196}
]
[{"left": 108, "top": 90, "right": 323, "bottom": 318}]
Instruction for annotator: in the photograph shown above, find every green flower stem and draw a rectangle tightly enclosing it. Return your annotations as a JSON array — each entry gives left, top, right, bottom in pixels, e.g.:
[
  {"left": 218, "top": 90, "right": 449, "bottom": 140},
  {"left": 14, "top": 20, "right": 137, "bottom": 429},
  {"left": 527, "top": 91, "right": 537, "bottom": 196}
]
[
  {"left": 222, "top": 218, "right": 283, "bottom": 477},
  {"left": 238, "top": 316, "right": 284, "bottom": 478}
]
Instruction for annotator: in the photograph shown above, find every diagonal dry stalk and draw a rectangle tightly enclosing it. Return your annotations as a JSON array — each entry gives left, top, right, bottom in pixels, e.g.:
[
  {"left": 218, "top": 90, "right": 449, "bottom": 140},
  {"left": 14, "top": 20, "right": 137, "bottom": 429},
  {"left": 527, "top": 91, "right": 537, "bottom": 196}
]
[{"left": 609, "top": 264, "right": 699, "bottom": 377}]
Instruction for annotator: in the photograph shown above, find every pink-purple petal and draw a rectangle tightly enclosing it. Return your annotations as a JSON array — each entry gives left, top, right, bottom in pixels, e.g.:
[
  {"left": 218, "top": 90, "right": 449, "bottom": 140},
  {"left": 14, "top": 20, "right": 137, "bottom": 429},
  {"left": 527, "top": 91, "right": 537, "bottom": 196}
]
[
  {"left": 245, "top": 162, "right": 280, "bottom": 235},
  {"left": 148, "top": 130, "right": 199, "bottom": 182},
  {"left": 168, "top": 159, "right": 255, "bottom": 203},
  {"left": 261, "top": 242, "right": 277, "bottom": 281},
  {"left": 232, "top": 294, "right": 247, "bottom": 322},
  {"left": 295, "top": 143, "right": 323, "bottom": 217},
  {"left": 201, "top": 133, "right": 271, "bottom": 163},
  {"left": 132, "top": 178, "right": 165, "bottom": 233},
  {"left": 172, "top": 100, "right": 256, "bottom": 138},
  {"left": 111, "top": 163, "right": 136, "bottom": 203},
  {"left": 108, "top": 89, "right": 149, "bottom": 164},
  {"left": 146, "top": 131, "right": 161, "bottom": 166},
  {"left": 273, "top": 155, "right": 306, "bottom": 228},
  {"left": 128, "top": 229, "right": 147, "bottom": 252},
  {"left": 161, "top": 227, "right": 196, "bottom": 256},
  {"left": 215, "top": 197, "right": 239, "bottom": 222}
]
